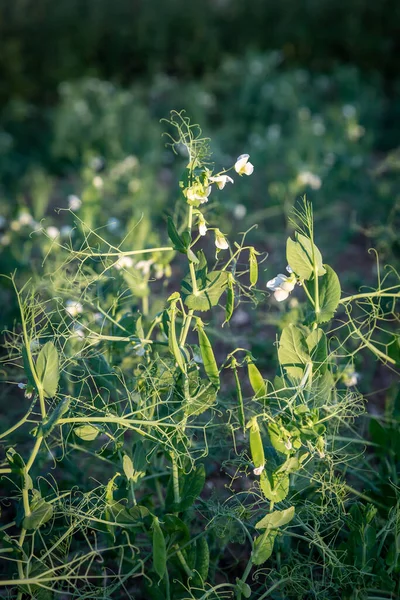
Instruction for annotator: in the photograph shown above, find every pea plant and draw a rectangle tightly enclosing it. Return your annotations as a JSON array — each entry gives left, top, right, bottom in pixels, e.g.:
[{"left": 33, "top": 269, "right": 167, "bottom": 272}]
[{"left": 1, "top": 112, "right": 399, "bottom": 600}]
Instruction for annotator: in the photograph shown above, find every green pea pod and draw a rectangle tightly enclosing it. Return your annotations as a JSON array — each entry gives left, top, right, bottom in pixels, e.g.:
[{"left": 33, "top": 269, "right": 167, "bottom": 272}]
[
  {"left": 152, "top": 516, "right": 167, "bottom": 579},
  {"left": 231, "top": 359, "right": 245, "bottom": 431},
  {"left": 247, "top": 360, "right": 266, "bottom": 399},
  {"left": 168, "top": 301, "right": 185, "bottom": 373},
  {"left": 247, "top": 417, "right": 265, "bottom": 468},
  {"left": 224, "top": 275, "right": 234, "bottom": 326},
  {"left": 197, "top": 322, "right": 220, "bottom": 389},
  {"left": 249, "top": 247, "right": 258, "bottom": 288}
]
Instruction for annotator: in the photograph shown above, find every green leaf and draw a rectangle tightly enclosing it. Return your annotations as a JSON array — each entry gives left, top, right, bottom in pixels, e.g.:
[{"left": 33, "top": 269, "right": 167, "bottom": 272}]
[
  {"left": 286, "top": 233, "right": 325, "bottom": 280},
  {"left": 35, "top": 342, "right": 59, "bottom": 398},
  {"left": 152, "top": 516, "right": 167, "bottom": 579},
  {"left": 306, "top": 328, "right": 328, "bottom": 375},
  {"left": 260, "top": 469, "right": 289, "bottom": 503},
  {"left": 40, "top": 397, "right": 71, "bottom": 437},
  {"left": 235, "top": 579, "right": 252, "bottom": 598},
  {"left": 268, "top": 422, "right": 291, "bottom": 455},
  {"left": 252, "top": 529, "right": 278, "bottom": 565},
  {"left": 6, "top": 448, "right": 25, "bottom": 472},
  {"left": 317, "top": 265, "right": 341, "bottom": 323},
  {"left": 197, "top": 324, "right": 219, "bottom": 388},
  {"left": 23, "top": 490, "right": 53, "bottom": 530},
  {"left": 167, "top": 216, "right": 185, "bottom": 253},
  {"left": 162, "top": 514, "right": 190, "bottom": 546},
  {"left": 178, "top": 464, "right": 206, "bottom": 511},
  {"left": 255, "top": 506, "right": 295, "bottom": 530},
  {"left": 184, "top": 383, "right": 217, "bottom": 417},
  {"left": 278, "top": 325, "right": 311, "bottom": 380},
  {"left": 182, "top": 270, "right": 229, "bottom": 312},
  {"left": 74, "top": 424, "right": 99, "bottom": 441}
]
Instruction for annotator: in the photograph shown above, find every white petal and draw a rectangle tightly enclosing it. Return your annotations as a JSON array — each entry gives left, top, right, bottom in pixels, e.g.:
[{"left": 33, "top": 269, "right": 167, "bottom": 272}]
[
  {"left": 266, "top": 274, "right": 287, "bottom": 290},
  {"left": 274, "top": 288, "right": 290, "bottom": 301},
  {"left": 243, "top": 162, "right": 254, "bottom": 176},
  {"left": 253, "top": 465, "right": 265, "bottom": 476},
  {"left": 286, "top": 265, "right": 293, "bottom": 273},
  {"left": 199, "top": 223, "right": 207, "bottom": 236},
  {"left": 234, "top": 154, "right": 250, "bottom": 174}
]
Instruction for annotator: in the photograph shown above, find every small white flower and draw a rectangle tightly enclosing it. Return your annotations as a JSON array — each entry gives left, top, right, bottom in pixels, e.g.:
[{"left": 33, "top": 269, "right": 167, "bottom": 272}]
[
  {"left": 115, "top": 255, "right": 134, "bottom": 270},
  {"left": 347, "top": 123, "right": 365, "bottom": 142},
  {"left": 284, "top": 439, "right": 293, "bottom": 450},
  {"left": 233, "top": 204, "right": 247, "bottom": 219},
  {"left": 10, "top": 220, "right": 21, "bottom": 232},
  {"left": 343, "top": 369, "right": 360, "bottom": 387},
  {"left": 93, "top": 176, "right": 104, "bottom": 189},
  {"left": 18, "top": 382, "right": 26, "bottom": 390},
  {"left": 68, "top": 194, "right": 82, "bottom": 211},
  {"left": 136, "top": 259, "right": 153, "bottom": 276},
  {"left": 234, "top": 154, "right": 254, "bottom": 176},
  {"left": 46, "top": 226, "right": 60, "bottom": 240},
  {"left": 0, "top": 234, "right": 10, "bottom": 246},
  {"left": 253, "top": 465, "right": 265, "bottom": 476},
  {"left": 30, "top": 339, "right": 41, "bottom": 352},
  {"left": 65, "top": 300, "right": 83, "bottom": 317},
  {"left": 266, "top": 272, "right": 297, "bottom": 302},
  {"left": 198, "top": 216, "right": 207, "bottom": 236},
  {"left": 209, "top": 174, "right": 234, "bottom": 190},
  {"left": 135, "top": 345, "right": 146, "bottom": 357},
  {"left": 186, "top": 184, "right": 212, "bottom": 205},
  {"left": 297, "top": 171, "right": 322, "bottom": 190},
  {"left": 93, "top": 312, "right": 103, "bottom": 323},
  {"left": 18, "top": 212, "right": 34, "bottom": 226},
  {"left": 72, "top": 327, "right": 85, "bottom": 341},
  {"left": 214, "top": 229, "right": 229, "bottom": 250}
]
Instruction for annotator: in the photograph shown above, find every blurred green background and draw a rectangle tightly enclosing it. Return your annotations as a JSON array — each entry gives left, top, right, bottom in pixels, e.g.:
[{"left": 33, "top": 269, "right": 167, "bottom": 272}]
[{"left": 0, "top": 0, "right": 399, "bottom": 334}]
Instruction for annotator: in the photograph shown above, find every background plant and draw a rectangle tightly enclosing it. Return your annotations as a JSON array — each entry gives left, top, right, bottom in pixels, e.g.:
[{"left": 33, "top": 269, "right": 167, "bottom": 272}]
[{"left": 0, "top": 113, "right": 399, "bottom": 599}]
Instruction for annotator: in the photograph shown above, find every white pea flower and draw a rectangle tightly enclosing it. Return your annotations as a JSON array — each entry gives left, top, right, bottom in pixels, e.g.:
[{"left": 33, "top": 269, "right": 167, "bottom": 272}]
[
  {"left": 234, "top": 154, "right": 254, "bottom": 176},
  {"left": 65, "top": 300, "right": 83, "bottom": 317},
  {"left": 46, "top": 226, "right": 60, "bottom": 240},
  {"left": 253, "top": 465, "right": 264, "bottom": 476},
  {"left": 68, "top": 194, "right": 82, "bottom": 211},
  {"left": 115, "top": 255, "right": 134, "bottom": 270},
  {"left": 93, "top": 176, "right": 104, "bottom": 189},
  {"left": 297, "top": 171, "right": 322, "bottom": 190},
  {"left": 214, "top": 229, "right": 229, "bottom": 250},
  {"left": 284, "top": 439, "right": 293, "bottom": 450},
  {"left": 30, "top": 339, "right": 41, "bottom": 352},
  {"left": 18, "top": 212, "right": 34, "bottom": 226},
  {"left": 186, "top": 184, "right": 212, "bottom": 205},
  {"left": 0, "top": 234, "right": 11, "bottom": 246},
  {"left": 233, "top": 204, "right": 247, "bottom": 219},
  {"left": 10, "top": 220, "right": 21, "bottom": 232},
  {"left": 198, "top": 215, "right": 207, "bottom": 236},
  {"left": 18, "top": 382, "right": 26, "bottom": 390},
  {"left": 209, "top": 174, "right": 234, "bottom": 189},
  {"left": 135, "top": 344, "right": 146, "bottom": 357},
  {"left": 136, "top": 259, "right": 153, "bottom": 276},
  {"left": 72, "top": 327, "right": 85, "bottom": 341},
  {"left": 267, "top": 267, "right": 297, "bottom": 302},
  {"left": 342, "top": 368, "right": 360, "bottom": 387}
]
